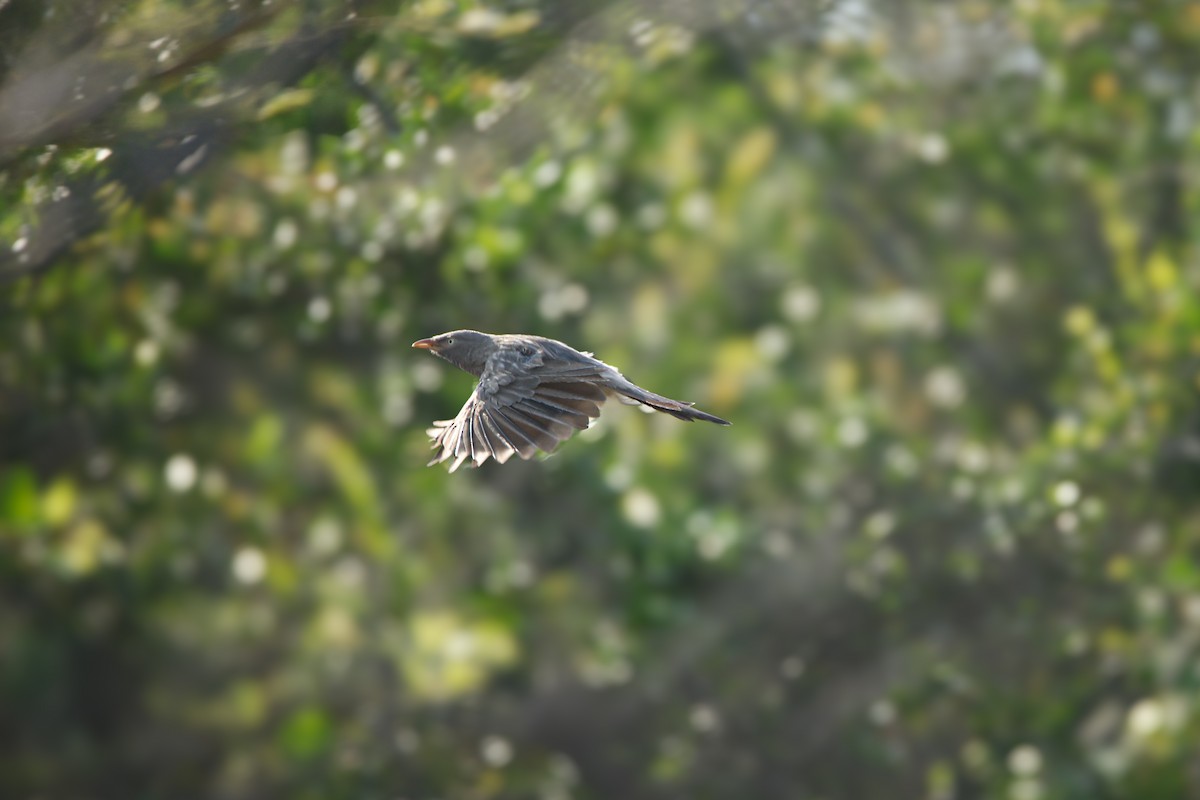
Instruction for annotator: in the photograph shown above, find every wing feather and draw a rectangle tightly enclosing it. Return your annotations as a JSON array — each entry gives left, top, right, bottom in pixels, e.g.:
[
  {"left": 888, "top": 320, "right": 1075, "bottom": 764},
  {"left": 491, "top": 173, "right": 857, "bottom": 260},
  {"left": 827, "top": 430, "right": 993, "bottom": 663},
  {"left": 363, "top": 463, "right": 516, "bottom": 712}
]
[
  {"left": 455, "top": 415, "right": 470, "bottom": 459},
  {"left": 538, "top": 381, "right": 608, "bottom": 403},
  {"left": 496, "top": 406, "right": 560, "bottom": 453},
  {"left": 473, "top": 414, "right": 485, "bottom": 458},
  {"left": 510, "top": 401, "right": 579, "bottom": 438},
  {"left": 520, "top": 397, "right": 591, "bottom": 430},
  {"left": 487, "top": 407, "right": 542, "bottom": 458},
  {"left": 477, "top": 412, "right": 516, "bottom": 464}
]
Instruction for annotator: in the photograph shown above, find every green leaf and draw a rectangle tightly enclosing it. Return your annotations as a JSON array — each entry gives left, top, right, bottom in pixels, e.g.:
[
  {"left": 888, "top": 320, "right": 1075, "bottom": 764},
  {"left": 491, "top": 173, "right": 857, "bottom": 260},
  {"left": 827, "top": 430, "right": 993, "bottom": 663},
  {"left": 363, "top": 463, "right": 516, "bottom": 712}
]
[
  {"left": 257, "top": 89, "right": 315, "bottom": 121},
  {"left": 279, "top": 707, "right": 332, "bottom": 759},
  {"left": 0, "top": 468, "right": 39, "bottom": 528}
]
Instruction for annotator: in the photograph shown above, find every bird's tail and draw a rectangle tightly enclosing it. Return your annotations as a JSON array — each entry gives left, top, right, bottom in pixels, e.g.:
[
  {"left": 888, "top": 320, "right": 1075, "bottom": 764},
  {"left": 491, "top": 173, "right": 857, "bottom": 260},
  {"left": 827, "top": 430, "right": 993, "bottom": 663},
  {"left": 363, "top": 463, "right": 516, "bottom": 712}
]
[{"left": 609, "top": 379, "right": 731, "bottom": 425}]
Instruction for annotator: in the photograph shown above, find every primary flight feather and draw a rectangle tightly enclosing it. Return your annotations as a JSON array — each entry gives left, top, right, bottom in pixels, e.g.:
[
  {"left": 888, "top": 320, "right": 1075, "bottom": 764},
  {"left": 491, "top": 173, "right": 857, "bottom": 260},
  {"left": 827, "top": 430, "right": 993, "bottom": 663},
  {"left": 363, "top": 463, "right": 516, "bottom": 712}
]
[{"left": 412, "top": 330, "right": 730, "bottom": 472}]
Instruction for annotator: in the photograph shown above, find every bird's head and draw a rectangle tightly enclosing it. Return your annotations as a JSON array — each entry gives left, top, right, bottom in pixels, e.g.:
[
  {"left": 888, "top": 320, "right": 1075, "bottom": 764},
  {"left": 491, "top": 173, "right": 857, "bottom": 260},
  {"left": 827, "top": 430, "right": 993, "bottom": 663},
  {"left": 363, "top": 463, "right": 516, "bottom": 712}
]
[{"left": 411, "top": 329, "right": 497, "bottom": 375}]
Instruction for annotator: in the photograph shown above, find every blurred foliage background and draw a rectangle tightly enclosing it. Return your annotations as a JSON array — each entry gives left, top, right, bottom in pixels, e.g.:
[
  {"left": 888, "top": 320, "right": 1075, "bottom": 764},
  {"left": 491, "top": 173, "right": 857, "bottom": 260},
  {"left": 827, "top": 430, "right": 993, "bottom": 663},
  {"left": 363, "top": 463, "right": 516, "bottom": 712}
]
[{"left": 2, "top": 0, "right": 1200, "bottom": 798}]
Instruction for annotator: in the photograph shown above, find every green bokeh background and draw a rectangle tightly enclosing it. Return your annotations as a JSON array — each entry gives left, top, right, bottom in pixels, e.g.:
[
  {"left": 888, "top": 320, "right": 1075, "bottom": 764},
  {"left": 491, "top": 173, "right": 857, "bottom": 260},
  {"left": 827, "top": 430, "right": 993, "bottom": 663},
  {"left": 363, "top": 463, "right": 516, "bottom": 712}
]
[{"left": 2, "top": 1, "right": 1200, "bottom": 798}]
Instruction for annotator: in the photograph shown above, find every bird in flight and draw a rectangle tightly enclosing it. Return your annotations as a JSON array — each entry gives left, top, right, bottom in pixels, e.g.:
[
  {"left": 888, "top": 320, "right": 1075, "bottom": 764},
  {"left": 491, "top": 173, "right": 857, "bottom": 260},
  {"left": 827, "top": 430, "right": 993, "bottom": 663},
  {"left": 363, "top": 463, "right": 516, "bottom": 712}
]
[{"left": 413, "top": 330, "right": 730, "bottom": 471}]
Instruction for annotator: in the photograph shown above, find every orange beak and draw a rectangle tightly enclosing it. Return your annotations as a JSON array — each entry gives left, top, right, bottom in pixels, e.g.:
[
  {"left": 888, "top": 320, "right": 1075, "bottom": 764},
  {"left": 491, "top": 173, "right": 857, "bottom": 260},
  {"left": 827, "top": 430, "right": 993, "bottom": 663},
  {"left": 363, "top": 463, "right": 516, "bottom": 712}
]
[{"left": 411, "top": 338, "right": 437, "bottom": 350}]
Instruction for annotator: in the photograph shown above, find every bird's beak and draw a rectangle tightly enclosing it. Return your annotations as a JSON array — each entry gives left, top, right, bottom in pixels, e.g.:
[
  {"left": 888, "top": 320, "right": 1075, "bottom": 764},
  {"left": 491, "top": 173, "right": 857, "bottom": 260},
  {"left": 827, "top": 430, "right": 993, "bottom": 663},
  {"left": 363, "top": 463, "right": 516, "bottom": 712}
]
[{"left": 411, "top": 338, "right": 437, "bottom": 350}]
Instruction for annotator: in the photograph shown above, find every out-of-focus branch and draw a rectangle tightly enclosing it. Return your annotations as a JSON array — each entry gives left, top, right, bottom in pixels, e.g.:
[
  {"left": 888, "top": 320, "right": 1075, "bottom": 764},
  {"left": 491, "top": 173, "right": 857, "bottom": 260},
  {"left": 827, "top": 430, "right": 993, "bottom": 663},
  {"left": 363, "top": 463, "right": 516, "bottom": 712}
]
[{"left": 0, "top": 2, "right": 360, "bottom": 285}]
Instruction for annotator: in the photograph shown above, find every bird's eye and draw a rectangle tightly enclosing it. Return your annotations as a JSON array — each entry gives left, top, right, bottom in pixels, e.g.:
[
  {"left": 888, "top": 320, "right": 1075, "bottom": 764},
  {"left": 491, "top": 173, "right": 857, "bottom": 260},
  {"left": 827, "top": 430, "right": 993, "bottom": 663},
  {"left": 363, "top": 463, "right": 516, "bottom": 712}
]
[{"left": 444, "top": 337, "right": 454, "bottom": 345}]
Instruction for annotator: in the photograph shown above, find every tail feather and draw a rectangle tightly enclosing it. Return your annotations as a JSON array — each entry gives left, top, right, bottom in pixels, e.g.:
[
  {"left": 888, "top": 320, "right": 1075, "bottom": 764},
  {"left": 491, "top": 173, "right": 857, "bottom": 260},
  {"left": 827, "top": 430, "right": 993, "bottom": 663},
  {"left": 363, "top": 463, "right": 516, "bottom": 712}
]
[{"left": 610, "top": 380, "right": 731, "bottom": 425}]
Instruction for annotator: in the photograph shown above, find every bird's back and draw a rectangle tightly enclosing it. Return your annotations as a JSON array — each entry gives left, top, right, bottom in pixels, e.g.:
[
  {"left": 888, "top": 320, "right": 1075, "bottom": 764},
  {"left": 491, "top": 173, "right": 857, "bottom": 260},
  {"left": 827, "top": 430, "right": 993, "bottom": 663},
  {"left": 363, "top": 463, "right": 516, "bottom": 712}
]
[{"left": 494, "top": 334, "right": 603, "bottom": 367}]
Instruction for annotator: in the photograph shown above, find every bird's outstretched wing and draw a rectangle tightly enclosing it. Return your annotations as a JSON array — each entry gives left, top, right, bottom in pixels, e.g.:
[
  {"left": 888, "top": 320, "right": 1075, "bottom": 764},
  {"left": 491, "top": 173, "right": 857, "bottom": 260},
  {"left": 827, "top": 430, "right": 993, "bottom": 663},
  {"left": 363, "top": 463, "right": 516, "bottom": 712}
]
[{"left": 427, "top": 344, "right": 609, "bottom": 471}]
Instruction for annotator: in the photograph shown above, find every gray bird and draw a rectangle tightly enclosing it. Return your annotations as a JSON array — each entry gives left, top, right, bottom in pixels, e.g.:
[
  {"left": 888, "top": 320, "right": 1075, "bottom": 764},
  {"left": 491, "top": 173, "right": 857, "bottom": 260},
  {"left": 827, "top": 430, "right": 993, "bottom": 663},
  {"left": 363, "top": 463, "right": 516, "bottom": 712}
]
[{"left": 412, "top": 330, "right": 730, "bottom": 471}]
